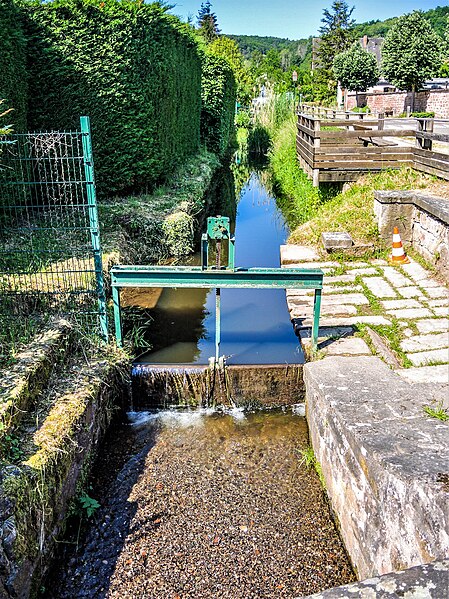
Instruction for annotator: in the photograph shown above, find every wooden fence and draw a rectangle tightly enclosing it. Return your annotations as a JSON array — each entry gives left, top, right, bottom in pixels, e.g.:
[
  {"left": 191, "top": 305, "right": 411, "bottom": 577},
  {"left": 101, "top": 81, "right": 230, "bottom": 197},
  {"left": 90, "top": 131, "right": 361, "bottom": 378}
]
[{"left": 297, "top": 109, "right": 449, "bottom": 186}]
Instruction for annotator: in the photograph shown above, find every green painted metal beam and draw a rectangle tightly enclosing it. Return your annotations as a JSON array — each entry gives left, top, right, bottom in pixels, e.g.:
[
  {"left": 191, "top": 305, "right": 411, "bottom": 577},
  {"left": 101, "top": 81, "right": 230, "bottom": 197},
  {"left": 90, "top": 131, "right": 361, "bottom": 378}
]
[
  {"left": 111, "top": 265, "right": 323, "bottom": 354},
  {"left": 110, "top": 265, "right": 323, "bottom": 290}
]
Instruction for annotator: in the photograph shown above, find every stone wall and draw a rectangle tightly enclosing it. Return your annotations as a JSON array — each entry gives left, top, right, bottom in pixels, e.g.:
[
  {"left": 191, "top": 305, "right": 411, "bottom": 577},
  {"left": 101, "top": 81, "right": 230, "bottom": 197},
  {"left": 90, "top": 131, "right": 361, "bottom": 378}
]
[
  {"left": 346, "top": 89, "right": 449, "bottom": 118},
  {"left": 374, "top": 190, "right": 449, "bottom": 278},
  {"left": 305, "top": 355, "right": 449, "bottom": 580}
]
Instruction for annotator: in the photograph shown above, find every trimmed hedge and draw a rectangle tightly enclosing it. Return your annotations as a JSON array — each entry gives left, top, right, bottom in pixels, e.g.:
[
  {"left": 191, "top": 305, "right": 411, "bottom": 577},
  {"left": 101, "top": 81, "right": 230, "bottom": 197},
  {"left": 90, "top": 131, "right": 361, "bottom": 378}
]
[
  {"left": 0, "top": 0, "right": 27, "bottom": 132},
  {"left": 201, "top": 52, "right": 236, "bottom": 157},
  {"left": 24, "top": 0, "right": 202, "bottom": 195}
]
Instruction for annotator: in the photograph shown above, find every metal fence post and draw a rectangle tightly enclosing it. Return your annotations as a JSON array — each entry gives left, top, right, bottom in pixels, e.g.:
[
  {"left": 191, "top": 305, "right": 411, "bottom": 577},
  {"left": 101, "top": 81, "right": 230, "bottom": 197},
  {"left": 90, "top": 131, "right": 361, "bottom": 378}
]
[{"left": 80, "top": 116, "right": 108, "bottom": 342}]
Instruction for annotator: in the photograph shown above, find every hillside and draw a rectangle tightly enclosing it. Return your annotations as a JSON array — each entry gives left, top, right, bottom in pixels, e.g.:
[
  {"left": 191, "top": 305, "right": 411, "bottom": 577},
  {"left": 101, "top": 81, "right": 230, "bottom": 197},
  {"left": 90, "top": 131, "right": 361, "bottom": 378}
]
[{"left": 352, "top": 5, "right": 449, "bottom": 39}]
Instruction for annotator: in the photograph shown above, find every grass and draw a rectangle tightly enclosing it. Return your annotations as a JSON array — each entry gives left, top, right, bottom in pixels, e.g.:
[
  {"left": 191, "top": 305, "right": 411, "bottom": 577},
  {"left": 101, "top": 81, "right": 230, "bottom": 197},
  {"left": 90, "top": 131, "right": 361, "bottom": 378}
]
[
  {"left": 423, "top": 403, "right": 449, "bottom": 422},
  {"left": 288, "top": 167, "right": 436, "bottom": 249},
  {"left": 299, "top": 445, "right": 326, "bottom": 488}
]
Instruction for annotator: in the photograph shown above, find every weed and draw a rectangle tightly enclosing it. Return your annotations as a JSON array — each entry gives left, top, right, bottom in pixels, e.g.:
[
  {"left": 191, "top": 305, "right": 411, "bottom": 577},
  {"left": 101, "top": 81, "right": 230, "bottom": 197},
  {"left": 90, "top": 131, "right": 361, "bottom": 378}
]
[
  {"left": 78, "top": 492, "right": 101, "bottom": 518},
  {"left": 299, "top": 446, "right": 326, "bottom": 488},
  {"left": 423, "top": 403, "right": 449, "bottom": 422}
]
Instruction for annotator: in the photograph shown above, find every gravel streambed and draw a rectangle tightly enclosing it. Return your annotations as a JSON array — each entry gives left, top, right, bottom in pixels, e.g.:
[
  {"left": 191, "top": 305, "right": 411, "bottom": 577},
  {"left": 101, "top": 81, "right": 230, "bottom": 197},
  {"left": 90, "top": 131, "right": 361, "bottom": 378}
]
[{"left": 46, "top": 409, "right": 355, "bottom": 598}]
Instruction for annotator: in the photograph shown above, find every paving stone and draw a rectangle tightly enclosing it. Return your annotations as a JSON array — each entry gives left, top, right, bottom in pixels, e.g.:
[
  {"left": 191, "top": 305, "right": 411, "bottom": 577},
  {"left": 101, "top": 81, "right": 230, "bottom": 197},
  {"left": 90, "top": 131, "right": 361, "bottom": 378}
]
[
  {"left": 397, "top": 286, "right": 425, "bottom": 299},
  {"left": 321, "top": 231, "right": 353, "bottom": 250},
  {"left": 381, "top": 299, "right": 422, "bottom": 310},
  {"left": 401, "top": 261, "right": 430, "bottom": 282},
  {"left": 407, "top": 348, "right": 449, "bottom": 367},
  {"left": 428, "top": 299, "right": 449, "bottom": 307},
  {"left": 346, "top": 267, "right": 378, "bottom": 276},
  {"left": 283, "top": 261, "right": 340, "bottom": 269},
  {"left": 433, "top": 307, "right": 449, "bottom": 317},
  {"left": 289, "top": 293, "right": 369, "bottom": 307},
  {"left": 280, "top": 244, "right": 320, "bottom": 263},
  {"left": 386, "top": 307, "right": 433, "bottom": 319},
  {"left": 425, "top": 287, "right": 449, "bottom": 299},
  {"left": 296, "top": 315, "right": 392, "bottom": 328},
  {"left": 381, "top": 266, "right": 413, "bottom": 288},
  {"left": 325, "top": 274, "right": 357, "bottom": 284},
  {"left": 418, "top": 278, "right": 442, "bottom": 288},
  {"left": 362, "top": 276, "right": 397, "bottom": 298},
  {"left": 323, "top": 337, "right": 371, "bottom": 356},
  {"left": 397, "top": 365, "right": 449, "bottom": 384},
  {"left": 403, "top": 328, "right": 414, "bottom": 338},
  {"left": 300, "top": 285, "right": 365, "bottom": 296},
  {"left": 401, "top": 332, "right": 449, "bottom": 353},
  {"left": 290, "top": 304, "right": 358, "bottom": 318},
  {"left": 345, "top": 262, "right": 372, "bottom": 268},
  {"left": 416, "top": 319, "right": 449, "bottom": 334},
  {"left": 371, "top": 259, "right": 388, "bottom": 265}
]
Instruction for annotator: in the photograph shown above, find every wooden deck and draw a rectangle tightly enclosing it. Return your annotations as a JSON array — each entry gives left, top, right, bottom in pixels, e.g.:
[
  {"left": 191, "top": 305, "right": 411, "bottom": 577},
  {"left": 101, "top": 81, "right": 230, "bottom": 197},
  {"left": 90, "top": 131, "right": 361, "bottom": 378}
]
[{"left": 296, "top": 108, "right": 449, "bottom": 186}]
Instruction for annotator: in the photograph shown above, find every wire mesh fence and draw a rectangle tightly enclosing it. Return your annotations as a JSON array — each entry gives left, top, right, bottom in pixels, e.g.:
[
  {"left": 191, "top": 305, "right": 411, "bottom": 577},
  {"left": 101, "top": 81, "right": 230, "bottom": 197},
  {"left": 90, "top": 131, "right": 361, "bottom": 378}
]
[{"left": 0, "top": 117, "right": 108, "bottom": 358}]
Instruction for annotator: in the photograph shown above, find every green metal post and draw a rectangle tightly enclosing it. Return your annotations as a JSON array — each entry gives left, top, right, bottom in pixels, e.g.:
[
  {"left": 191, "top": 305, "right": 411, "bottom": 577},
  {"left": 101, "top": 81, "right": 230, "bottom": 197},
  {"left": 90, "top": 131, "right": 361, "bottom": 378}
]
[
  {"left": 112, "top": 285, "right": 123, "bottom": 347},
  {"left": 215, "top": 288, "right": 221, "bottom": 362},
  {"left": 228, "top": 236, "right": 235, "bottom": 270},
  {"left": 312, "top": 288, "right": 322, "bottom": 352},
  {"left": 80, "top": 116, "right": 108, "bottom": 342}
]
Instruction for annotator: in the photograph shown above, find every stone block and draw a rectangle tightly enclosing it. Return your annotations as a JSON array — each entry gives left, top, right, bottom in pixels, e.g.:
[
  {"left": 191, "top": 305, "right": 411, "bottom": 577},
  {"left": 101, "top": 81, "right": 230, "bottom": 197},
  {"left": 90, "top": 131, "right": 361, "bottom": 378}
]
[
  {"left": 397, "top": 365, "right": 449, "bottom": 385},
  {"left": 397, "top": 286, "right": 425, "bottom": 299},
  {"left": 280, "top": 244, "right": 320, "bottom": 264},
  {"left": 381, "top": 266, "right": 413, "bottom": 288},
  {"left": 363, "top": 277, "right": 397, "bottom": 298},
  {"left": 425, "top": 287, "right": 449, "bottom": 299},
  {"left": 295, "top": 315, "right": 392, "bottom": 329},
  {"left": 416, "top": 319, "right": 449, "bottom": 334},
  {"left": 323, "top": 337, "right": 371, "bottom": 356},
  {"left": 433, "top": 307, "right": 449, "bottom": 317},
  {"left": 325, "top": 273, "right": 357, "bottom": 284},
  {"left": 401, "top": 261, "right": 430, "bottom": 282},
  {"left": 381, "top": 299, "right": 422, "bottom": 310},
  {"left": 407, "top": 348, "right": 449, "bottom": 366},
  {"left": 401, "top": 332, "right": 449, "bottom": 353},
  {"left": 321, "top": 231, "right": 353, "bottom": 250},
  {"left": 386, "top": 307, "right": 433, "bottom": 319}
]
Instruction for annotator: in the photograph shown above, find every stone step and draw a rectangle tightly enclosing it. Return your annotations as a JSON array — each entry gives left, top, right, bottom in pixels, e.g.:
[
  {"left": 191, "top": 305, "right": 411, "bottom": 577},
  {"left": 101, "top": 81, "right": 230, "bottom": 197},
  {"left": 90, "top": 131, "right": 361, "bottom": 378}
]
[{"left": 401, "top": 332, "right": 449, "bottom": 353}]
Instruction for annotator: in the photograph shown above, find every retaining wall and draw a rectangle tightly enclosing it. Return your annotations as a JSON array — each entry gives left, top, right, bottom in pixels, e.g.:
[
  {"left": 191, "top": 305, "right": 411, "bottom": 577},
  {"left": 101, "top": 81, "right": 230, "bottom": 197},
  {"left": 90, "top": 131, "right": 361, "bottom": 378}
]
[
  {"left": 374, "top": 190, "right": 449, "bottom": 278},
  {"left": 346, "top": 89, "right": 449, "bottom": 118},
  {"left": 304, "top": 355, "right": 449, "bottom": 580}
]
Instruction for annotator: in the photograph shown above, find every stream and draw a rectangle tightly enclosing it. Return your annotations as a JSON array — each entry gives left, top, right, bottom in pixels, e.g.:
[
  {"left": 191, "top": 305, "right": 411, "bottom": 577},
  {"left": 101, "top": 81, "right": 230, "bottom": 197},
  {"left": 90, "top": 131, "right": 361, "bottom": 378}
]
[{"left": 45, "top": 167, "right": 355, "bottom": 598}]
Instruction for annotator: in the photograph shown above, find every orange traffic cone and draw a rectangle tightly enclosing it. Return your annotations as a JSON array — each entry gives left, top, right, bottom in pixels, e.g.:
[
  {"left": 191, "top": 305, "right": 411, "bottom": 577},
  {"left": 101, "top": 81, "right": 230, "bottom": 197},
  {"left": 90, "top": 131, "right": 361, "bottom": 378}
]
[{"left": 390, "top": 227, "right": 410, "bottom": 264}]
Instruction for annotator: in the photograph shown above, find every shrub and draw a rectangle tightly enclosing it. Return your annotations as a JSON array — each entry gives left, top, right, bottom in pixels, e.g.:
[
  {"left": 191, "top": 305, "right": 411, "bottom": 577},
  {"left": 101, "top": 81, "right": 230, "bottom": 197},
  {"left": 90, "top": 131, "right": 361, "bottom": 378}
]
[
  {"left": 351, "top": 106, "right": 371, "bottom": 113},
  {"left": 0, "top": 0, "right": 27, "bottom": 132},
  {"left": 201, "top": 52, "right": 236, "bottom": 157},
  {"left": 24, "top": 0, "right": 202, "bottom": 196}
]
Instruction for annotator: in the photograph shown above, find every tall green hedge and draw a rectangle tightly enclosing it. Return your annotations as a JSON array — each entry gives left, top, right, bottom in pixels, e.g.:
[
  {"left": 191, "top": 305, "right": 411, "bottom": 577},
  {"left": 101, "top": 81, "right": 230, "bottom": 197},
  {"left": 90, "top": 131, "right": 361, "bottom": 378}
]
[
  {"left": 0, "top": 0, "right": 27, "bottom": 132},
  {"left": 24, "top": 0, "right": 202, "bottom": 195},
  {"left": 201, "top": 52, "right": 236, "bottom": 157}
]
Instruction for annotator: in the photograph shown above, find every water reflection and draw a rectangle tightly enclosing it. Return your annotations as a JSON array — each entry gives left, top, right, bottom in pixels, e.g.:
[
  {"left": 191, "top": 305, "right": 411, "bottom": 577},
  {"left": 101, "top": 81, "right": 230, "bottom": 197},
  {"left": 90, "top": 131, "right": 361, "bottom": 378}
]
[{"left": 130, "top": 169, "right": 303, "bottom": 365}]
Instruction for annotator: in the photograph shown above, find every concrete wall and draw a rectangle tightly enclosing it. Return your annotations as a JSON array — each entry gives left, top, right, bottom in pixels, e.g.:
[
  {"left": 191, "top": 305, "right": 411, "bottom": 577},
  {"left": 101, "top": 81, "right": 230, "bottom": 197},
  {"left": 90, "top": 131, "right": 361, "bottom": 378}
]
[
  {"left": 346, "top": 89, "right": 449, "bottom": 118},
  {"left": 305, "top": 356, "right": 449, "bottom": 580},
  {"left": 374, "top": 190, "right": 449, "bottom": 279}
]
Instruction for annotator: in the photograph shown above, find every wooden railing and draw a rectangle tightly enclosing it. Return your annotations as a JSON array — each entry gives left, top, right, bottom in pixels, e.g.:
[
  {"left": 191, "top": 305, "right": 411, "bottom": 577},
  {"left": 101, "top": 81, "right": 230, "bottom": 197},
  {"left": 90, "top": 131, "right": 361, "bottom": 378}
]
[{"left": 296, "top": 111, "right": 449, "bottom": 186}]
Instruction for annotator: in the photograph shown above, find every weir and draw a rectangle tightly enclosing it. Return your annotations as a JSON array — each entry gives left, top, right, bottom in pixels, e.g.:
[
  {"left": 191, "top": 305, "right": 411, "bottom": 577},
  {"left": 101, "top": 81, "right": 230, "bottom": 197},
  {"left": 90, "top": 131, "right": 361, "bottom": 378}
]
[{"left": 112, "top": 216, "right": 322, "bottom": 406}]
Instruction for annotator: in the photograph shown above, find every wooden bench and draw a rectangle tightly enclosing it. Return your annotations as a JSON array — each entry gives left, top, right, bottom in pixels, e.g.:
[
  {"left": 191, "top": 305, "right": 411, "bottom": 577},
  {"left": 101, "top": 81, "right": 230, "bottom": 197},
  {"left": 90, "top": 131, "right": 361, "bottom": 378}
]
[{"left": 359, "top": 136, "right": 398, "bottom": 147}]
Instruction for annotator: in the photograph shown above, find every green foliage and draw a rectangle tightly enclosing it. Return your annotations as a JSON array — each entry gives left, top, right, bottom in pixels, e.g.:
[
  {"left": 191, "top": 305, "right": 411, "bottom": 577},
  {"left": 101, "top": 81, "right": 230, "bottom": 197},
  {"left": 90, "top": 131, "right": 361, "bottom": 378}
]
[
  {"left": 318, "top": 1, "right": 356, "bottom": 71},
  {"left": 351, "top": 105, "right": 370, "bottom": 113},
  {"left": 333, "top": 42, "right": 379, "bottom": 92},
  {"left": 78, "top": 492, "right": 100, "bottom": 518},
  {"left": 0, "top": 0, "right": 27, "bottom": 132},
  {"left": 24, "top": 0, "right": 202, "bottom": 196},
  {"left": 381, "top": 11, "right": 443, "bottom": 91},
  {"left": 201, "top": 52, "right": 237, "bottom": 157},
  {"left": 351, "top": 6, "right": 449, "bottom": 39},
  {"left": 423, "top": 402, "right": 449, "bottom": 422},
  {"left": 208, "top": 36, "right": 253, "bottom": 104},
  {"left": 197, "top": 1, "right": 220, "bottom": 43}
]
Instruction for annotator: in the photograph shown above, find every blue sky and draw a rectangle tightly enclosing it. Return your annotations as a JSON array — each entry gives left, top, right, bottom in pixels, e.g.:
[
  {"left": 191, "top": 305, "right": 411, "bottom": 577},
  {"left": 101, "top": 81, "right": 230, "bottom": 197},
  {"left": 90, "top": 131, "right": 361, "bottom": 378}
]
[{"left": 168, "top": 1, "right": 448, "bottom": 39}]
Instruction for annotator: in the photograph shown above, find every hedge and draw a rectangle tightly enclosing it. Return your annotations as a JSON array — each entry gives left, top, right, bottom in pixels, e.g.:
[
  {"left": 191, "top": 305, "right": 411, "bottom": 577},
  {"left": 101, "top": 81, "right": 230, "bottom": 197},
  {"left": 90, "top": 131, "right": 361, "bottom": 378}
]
[
  {"left": 201, "top": 52, "right": 236, "bottom": 157},
  {"left": 23, "top": 0, "right": 202, "bottom": 196},
  {"left": 0, "top": 0, "right": 27, "bottom": 132}
]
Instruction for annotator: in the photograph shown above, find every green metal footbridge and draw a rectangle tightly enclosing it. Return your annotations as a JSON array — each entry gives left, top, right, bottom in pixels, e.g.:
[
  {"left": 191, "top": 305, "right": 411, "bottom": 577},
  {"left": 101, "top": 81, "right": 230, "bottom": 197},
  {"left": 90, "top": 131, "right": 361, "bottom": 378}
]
[{"left": 111, "top": 217, "right": 324, "bottom": 357}]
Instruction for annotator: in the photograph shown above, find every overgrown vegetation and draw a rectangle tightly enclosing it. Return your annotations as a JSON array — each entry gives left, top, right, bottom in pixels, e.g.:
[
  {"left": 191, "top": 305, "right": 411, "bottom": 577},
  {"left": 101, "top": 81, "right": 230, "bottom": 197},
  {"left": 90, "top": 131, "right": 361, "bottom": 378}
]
[
  {"left": 24, "top": 0, "right": 202, "bottom": 196},
  {"left": 423, "top": 402, "right": 449, "bottom": 422},
  {"left": 288, "top": 167, "right": 436, "bottom": 248}
]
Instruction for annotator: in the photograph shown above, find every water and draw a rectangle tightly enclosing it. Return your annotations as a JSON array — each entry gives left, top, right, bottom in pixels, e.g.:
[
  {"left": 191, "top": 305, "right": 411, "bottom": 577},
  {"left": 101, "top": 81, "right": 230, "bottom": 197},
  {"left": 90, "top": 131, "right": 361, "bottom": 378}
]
[
  {"left": 47, "top": 408, "right": 355, "bottom": 598},
  {"left": 133, "top": 172, "right": 303, "bottom": 365}
]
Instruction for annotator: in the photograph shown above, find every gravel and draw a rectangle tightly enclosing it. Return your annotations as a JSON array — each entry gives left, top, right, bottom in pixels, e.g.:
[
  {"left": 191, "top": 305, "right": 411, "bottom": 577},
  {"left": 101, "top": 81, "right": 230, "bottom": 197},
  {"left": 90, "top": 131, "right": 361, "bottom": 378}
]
[{"left": 46, "top": 409, "right": 355, "bottom": 598}]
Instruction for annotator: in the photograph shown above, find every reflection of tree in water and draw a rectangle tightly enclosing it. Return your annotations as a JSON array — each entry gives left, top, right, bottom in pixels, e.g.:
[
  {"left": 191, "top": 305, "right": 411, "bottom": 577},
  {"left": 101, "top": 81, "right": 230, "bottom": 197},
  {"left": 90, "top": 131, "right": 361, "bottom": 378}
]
[
  {"left": 231, "top": 152, "right": 270, "bottom": 200},
  {"left": 197, "top": 165, "right": 237, "bottom": 235}
]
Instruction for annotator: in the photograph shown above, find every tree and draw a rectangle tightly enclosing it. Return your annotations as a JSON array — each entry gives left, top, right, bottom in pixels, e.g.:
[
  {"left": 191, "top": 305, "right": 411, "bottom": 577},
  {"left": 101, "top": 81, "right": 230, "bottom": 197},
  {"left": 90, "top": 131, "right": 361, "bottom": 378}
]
[
  {"left": 318, "top": 1, "right": 356, "bottom": 71},
  {"left": 333, "top": 42, "right": 379, "bottom": 103},
  {"left": 197, "top": 1, "right": 220, "bottom": 43},
  {"left": 208, "top": 36, "right": 253, "bottom": 104},
  {"left": 381, "top": 11, "right": 442, "bottom": 107}
]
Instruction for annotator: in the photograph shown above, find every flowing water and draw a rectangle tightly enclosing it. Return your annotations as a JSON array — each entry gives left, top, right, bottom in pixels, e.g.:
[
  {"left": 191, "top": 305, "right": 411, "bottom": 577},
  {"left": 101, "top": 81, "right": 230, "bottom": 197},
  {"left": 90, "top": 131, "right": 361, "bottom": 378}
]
[
  {"left": 130, "top": 171, "right": 304, "bottom": 365},
  {"left": 46, "top": 167, "right": 355, "bottom": 597}
]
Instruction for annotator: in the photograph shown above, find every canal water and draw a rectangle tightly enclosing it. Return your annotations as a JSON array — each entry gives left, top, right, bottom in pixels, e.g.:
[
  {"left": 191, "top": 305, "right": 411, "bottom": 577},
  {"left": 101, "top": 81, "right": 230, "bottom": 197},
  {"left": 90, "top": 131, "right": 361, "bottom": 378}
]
[
  {"left": 45, "top": 168, "right": 355, "bottom": 597},
  {"left": 131, "top": 171, "right": 304, "bottom": 365}
]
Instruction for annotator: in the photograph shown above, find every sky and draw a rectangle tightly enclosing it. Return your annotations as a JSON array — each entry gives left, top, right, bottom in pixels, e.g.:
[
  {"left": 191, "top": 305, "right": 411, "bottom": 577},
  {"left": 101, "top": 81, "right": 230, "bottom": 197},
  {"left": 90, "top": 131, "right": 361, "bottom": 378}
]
[{"left": 168, "top": 0, "right": 448, "bottom": 39}]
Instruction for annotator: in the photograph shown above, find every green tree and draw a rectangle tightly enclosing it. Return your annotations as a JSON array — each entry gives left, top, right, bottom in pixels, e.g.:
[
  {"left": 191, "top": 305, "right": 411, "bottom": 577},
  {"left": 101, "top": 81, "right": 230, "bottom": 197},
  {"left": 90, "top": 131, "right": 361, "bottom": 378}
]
[
  {"left": 318, "top": 1, "right": 356, "bottom": 71},
  {"left": 208, "top": 36, "right": 253, "bottom": 104},
  {"left": 381, "top": 11, "right": 442, "bottom": 108},
  {"left": 333, "top": 42, "right": 379, "bottom": 103},
  {"left": 197, "top": 1, "right": 220, "bottom": 42}
]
